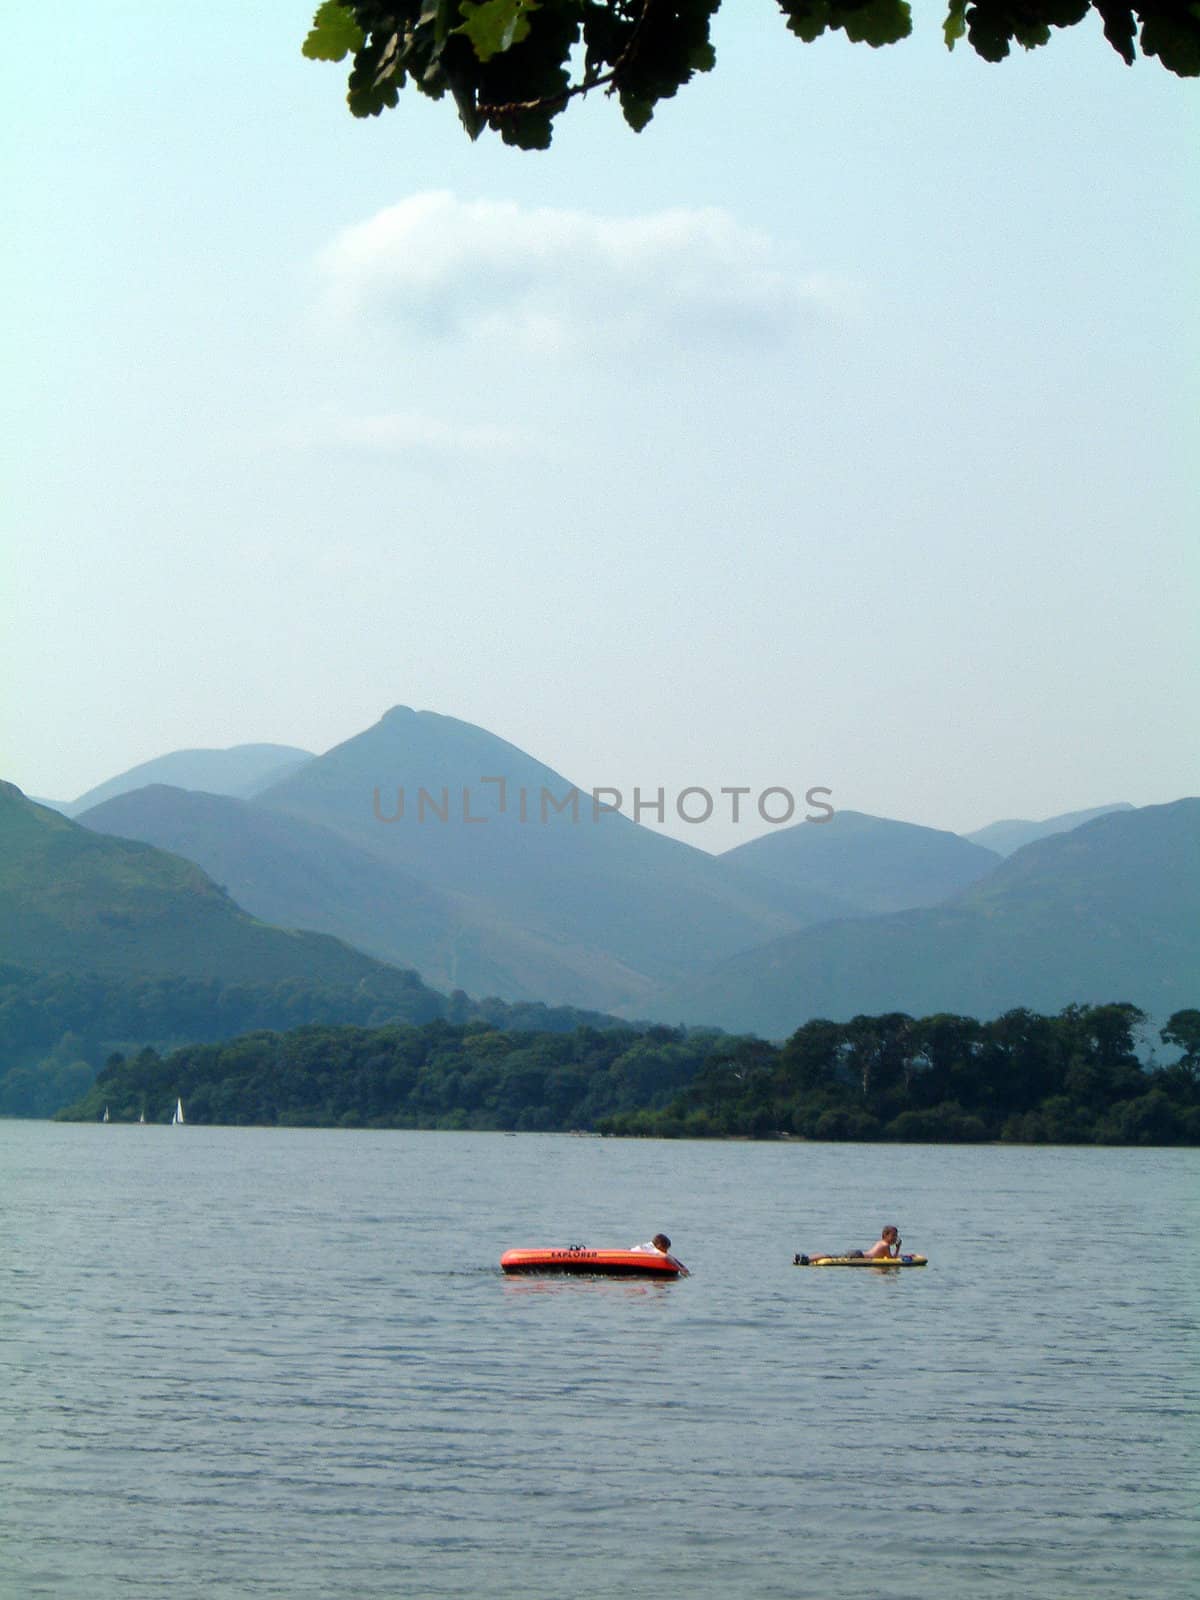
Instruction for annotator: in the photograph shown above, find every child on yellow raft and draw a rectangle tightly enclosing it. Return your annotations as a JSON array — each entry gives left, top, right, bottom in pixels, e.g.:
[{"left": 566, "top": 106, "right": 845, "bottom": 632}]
[{"left": 794, "top": 1224, "right": 920, "bottom": 1266}]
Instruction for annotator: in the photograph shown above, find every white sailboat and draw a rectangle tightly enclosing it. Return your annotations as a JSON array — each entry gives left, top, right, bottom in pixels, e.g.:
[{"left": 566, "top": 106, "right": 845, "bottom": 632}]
[
  {"left": 138, "top": 1109, "right": 146, "bottom": 1125},
  {"left": 101, "top": 1105, "right": 110, "bottom": 1123},
  {"left": 171, "top": 1097, "right": 185, "bottom": 1125}
]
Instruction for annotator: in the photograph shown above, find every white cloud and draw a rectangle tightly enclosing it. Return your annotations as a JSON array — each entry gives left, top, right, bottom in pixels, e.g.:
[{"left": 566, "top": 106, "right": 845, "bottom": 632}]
[{"left": 317, "top": 191, "right": 841, "bottom": 357}]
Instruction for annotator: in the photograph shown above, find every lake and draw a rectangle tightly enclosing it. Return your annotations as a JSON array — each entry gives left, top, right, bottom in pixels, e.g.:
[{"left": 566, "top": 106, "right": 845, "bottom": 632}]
[{"left": 1, "top": 1124, "right": 1196, "bottom": 1599}]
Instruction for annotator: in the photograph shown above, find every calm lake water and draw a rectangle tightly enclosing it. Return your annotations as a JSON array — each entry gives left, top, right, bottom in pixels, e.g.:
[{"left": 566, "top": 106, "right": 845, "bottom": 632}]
[{"left": 1, "top": 1124, "right": 1196, "bottom": 1600}]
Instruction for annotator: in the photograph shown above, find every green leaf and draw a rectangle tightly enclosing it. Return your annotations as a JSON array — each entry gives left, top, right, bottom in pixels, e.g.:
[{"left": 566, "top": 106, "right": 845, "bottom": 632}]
[
  {"left": 779, "top": 1, "right": 832, "bottom": 42},
  {"left": 346, "top": 31, "right": 407, "bottom": 117},
  {"left": 447, "top": 71, "right": 486, "bottom": 139},
  {"left": 301, "top": 1, "right": 364, "bottom": 62},
  {"left": 779, "top": 0, "right": 911, "bottom": 49},
  {"left": 420, "top": 0, "right": 459, "bottom": 53},
  {"left": 1140, "top": 7, "right": 1200, "bottom": 76},
  {"left": 618, "top": 89, "right": 656, "bottom": 133},
  {"left": 943, "top": 0, "right": 967, "bottom": 48},
  {"left": 454, "top": 0, "right": 540, "bottom": 63},
  {"left": 843, "top": 0, "right": 912, "bottom": 45}
]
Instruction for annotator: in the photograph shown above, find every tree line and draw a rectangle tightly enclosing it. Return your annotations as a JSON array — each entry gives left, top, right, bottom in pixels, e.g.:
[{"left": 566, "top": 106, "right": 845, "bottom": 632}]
[
  {"left": 603, "top": 1004, "right": 1200, "bottom": 1144},
  {"left": 58, "top": 1003, "right": 1200, "bottom": 1144},
  {"left": 0, "top": 961, "right": 619, "bottom": 1118}
]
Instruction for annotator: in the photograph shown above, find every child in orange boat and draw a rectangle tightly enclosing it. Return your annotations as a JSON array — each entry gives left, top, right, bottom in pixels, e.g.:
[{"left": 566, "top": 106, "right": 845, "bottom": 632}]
[{"left": 630, "top": 1233, "right": 690, "bottom": 1275}]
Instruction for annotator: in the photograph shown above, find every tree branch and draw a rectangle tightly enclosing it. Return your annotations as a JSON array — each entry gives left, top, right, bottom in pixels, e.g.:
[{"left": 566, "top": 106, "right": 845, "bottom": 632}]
[{"left": 475, "top": 0, "right": 658, "bottom": 121}]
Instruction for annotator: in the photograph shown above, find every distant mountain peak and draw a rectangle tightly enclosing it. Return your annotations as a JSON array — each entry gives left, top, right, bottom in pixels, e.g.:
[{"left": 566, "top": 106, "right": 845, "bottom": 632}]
[
  {"left": 804, "top": 809, "right": 977, "bottom": 840},
  {"left": 61, "top": 743, "right": 315, "bottom": 817},
  {"left": 252, "top": 706, "right": 807, "bottom": 1007},
  {"left": 718, "top": 806, "right": 999, "bottom": 919},
  {"left": 316, "top": 706, "right": 552, "bottom": 779},
  {"left": 378, "top": 706, "right": 486, "bottom": 734},
  {"left": 966, "top": 803, "right": 1135, "bottom": 857}
]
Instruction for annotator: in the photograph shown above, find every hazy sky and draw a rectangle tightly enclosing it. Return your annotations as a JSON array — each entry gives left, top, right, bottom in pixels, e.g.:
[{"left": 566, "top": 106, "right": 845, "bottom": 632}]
[{"left": 4, "top": 3, "right": 1196, "bottom": 851}]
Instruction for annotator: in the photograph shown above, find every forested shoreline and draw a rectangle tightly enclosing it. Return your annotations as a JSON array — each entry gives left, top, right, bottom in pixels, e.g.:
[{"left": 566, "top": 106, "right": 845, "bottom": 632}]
[
  {"left": 0, "top": 962, "right": 621, "bottom": 1118},
  {"left": 58, "top": 1003, "right": 1200, "bottom": 1145}
]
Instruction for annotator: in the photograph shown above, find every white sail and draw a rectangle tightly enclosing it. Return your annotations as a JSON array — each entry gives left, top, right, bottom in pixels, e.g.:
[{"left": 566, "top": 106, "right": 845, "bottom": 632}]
[
  {"left": 172, "top": 1097, "right": 185, "bottom": 1125},
  {"left": 102, "top": 1105, "right": 110, "bottom": 1123},
  {"left": 138, "top": 1109, "right": 145, "bottom": 1125}
]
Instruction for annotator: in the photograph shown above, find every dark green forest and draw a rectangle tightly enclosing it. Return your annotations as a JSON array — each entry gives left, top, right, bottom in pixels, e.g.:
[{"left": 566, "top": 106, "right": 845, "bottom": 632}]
[
  {"left": 59, "top": 1003, "right": 1200, "bottom": 1145},
  {"left": 0, "top": 962, "right": 619, "bottom": 1118}
]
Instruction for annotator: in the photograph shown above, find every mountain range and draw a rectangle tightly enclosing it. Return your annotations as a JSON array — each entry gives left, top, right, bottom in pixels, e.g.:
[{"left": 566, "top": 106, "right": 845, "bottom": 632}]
[
  {"left": 70, "top": 707, "right": 1024, "bottom": 1013},
  {"left": 10, "top": 709, "right": 1195, "bottom": 1043},
  {"left": 647, "top": 801, "right": 1200, "bottom": 1035}
]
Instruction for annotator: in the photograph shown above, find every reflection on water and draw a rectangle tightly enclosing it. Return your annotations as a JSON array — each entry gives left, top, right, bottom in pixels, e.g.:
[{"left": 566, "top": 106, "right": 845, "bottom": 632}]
[
  {"left": 501, "top": 1273, "right": 678, "bottom": 1299},
  {"left": 1, "top": 1125, "right": 1196, "bottom": 1600}
]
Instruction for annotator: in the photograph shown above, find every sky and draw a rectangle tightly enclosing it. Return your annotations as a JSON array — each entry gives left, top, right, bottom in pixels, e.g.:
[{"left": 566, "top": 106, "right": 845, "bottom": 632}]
[{"left": 3, "top": 2, "right": 1197, "bottom": 852}]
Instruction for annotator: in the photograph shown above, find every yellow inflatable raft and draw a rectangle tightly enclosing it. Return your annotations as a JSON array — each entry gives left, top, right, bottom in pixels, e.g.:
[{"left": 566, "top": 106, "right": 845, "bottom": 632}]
[{"left": 794, "top": 1253, "right": 927, "bottom": 1267}]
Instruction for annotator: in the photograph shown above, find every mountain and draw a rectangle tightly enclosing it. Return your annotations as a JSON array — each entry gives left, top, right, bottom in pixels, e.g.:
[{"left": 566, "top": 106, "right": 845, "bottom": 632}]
[
  {"left": 645, "top": 800, "right": 1200, "bottom": 1036},
  {"left": 62, "top": 743, "right": 313, "bottom": 816},
  {"left": 252, "top": 706, "right": 809, "bottom": 1006},
  {"left": 76, "top": 783, "right": 608, "bottom": 1002},
  {"left": 719, "top": 810, "right": 1000, "bottom": 917},
  {"left": 965, "top": 803, "right": 1134, "bottom": 857},
  {"left": 0, "top": 779, "right": 434, "bottom": 991}
]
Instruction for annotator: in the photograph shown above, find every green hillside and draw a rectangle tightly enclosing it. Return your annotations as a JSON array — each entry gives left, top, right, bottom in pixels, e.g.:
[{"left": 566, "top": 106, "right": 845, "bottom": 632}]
[
  {"left": 0, "top": 780, "right": 461, "bottom": 1113},
  {"left": 647, "top": 801, "right": 1200, "bottom": 1037},
  {"left": 0, "top": 781, "right": 417, "bottom": 985},
  {"left": 0, "top": 782, "right": 651, "bottom": 1115}
]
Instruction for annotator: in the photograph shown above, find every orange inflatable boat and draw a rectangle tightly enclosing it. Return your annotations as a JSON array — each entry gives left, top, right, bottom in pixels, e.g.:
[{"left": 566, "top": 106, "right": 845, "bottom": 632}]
[{"left": 500, "top": 1246, "right": 684, "bottom": 1278}]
